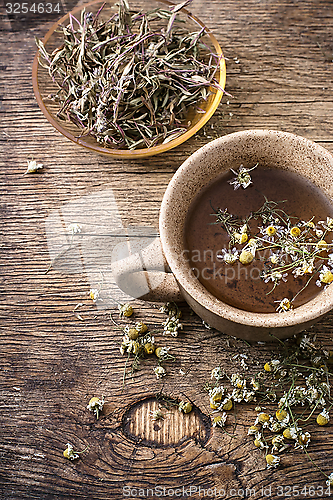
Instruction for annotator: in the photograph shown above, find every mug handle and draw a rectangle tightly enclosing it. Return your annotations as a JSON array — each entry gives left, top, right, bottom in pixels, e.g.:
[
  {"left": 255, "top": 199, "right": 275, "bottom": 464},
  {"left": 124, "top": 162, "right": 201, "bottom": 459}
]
[{"left": 111, "top": 237, "right": 183, "bottom": 302}]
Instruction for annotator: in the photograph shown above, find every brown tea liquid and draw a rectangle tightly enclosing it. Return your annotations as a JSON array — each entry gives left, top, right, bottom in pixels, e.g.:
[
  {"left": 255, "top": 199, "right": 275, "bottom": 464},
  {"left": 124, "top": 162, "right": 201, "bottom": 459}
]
[{"left": 184, "top": 167, "right": 333, "bottom": 313}]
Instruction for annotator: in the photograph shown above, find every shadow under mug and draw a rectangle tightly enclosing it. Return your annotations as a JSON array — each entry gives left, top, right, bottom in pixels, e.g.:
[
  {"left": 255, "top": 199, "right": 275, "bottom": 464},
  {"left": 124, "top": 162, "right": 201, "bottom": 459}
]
[{"left": 112, "top": 130, "right": 333, "bottom": 342}]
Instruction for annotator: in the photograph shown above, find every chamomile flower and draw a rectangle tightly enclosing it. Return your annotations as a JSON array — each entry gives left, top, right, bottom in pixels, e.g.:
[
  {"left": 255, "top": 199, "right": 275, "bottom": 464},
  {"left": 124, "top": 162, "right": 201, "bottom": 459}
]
[
  {"left": 154, "top": 365, "right": 166, "bottom": 379},
  {"left": 211, "top": 366, "right": 224, "bottom": 381},
  {"left": 255, "top": 412, "right": 272, "bottom": 427},
  {"left": 317, "top": 408, "right": 329, "bottom": 426},
  {"left": 295, "top": 431, "right": 311, "bottom": 449},
  {"left": 316, "top": 265, "right": 333, "bottom": 287},
  {"left": 217, "top": 247, "right": 239, "bottom": 264},
  {"left": 293, "top": 258, "right": 315, "bottom": 277},
  {"left": 150, "top": 409, "right": 165, "bottom": 421},
  {"left": 233, "top": 231, "right": 248, "bottom": 244},
  {"left": 212, "top": 412, "right": 227, "bottom": 427},
  {"left": 319, "top": 217, "right": 333, "bottom": 231},
  {"left": 253, "top": 432, "right": 268, "bottom": 450},
  {"left": 118, "top": 303, "right": 134, "bottom": 318},
  {"left": 289, "top": 226, "right": 301, "bottom": 238},
  {"left": 178, "top": 401, "right": 192, "bottom": 413},
  {"left": 276, "top": 298, "right": 293, "bottom": 313},
  {"left": 326, "top": 473, "right": 333, "bottom": 487},
  {"left": 63, "top": 443, "right": 79, "bottom": 460},
  {"left": 228, "top": 163, "right": 257, "bottom": 190},
  {"left": 87, "top": 396, "right": 104, "bottom": 419},
  {"left": 271, "top": 434, "right": 286, "bottom": 453},
  {"left": 265, "top": 454, "right": 280, "bottom": 468},
  {"left": 239, "top": 250, "right": 254, "bottom": 265},
  {"left": 67, "top": 223, "right": 82, "bottom": 235},
  {"left": 248, "top": 425, "right": 259, "bottom": 435},
  {"left": 24, "top": 158, "right": 43, "bottom": 174},
  {"left": 89, "top": 288, "right": 101, "bottom": 302},
  {"left": 263, "top": 271, "right": 288, "bottom": 285},
  {"left": 162, "top": 316, "right": 183, "bottom": 336}
]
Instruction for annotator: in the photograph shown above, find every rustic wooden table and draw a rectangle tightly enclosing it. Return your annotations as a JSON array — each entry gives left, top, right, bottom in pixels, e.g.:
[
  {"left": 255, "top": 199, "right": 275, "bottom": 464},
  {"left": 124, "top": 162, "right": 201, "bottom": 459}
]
[{"left": 1, "top": 0, "right": 333, "bottom": 498}]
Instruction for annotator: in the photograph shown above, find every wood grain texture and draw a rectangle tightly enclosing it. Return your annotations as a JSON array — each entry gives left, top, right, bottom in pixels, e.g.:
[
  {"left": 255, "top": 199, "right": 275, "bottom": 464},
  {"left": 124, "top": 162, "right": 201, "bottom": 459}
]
[{"left": 1, "top": 0, "right": 333, "bottom": 498}]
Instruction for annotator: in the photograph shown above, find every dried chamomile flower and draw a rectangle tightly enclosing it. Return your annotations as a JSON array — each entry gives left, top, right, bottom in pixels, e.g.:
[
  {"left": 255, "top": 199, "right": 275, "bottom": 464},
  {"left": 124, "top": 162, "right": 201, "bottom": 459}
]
[
  {"left": 250, "top": 378, "right": 260, "bottom": 391},
  {"left": 289, "top": 226, "right": 301, "bottom": 238},
  {"left": 271, "top": 434, "right": 286, "bottom": 453},
  {"left": 144, "top": 342, "right": 155, "bottom": 355},
  {"left": 316, "top": 265, "right": 333, "bottom": 287},
  {"left": 155, "top": 346, "right": 174, "bottom": 361},
  {"left": 209, "top": 386, "right": 225, "bottom": 404},
  {"left": 178, "top": 401, "right": 193, "bottom": 414},
  {"left": 162, "top": 316, "right": 183, "bottom": 337},
  {"left": 248, "top": 425, "right": 259, "bottom": 435},
  {"left": 256, "top": 412, "right": 271, "bottom": 426},
  {"left": 231, "top": 373, "right": 246, "bottom": 389},
  {"left": 296, "top": 431, "right": 311, "bottom": 449},
  {"left": 87, "top": 396, "right": 104, "bottom": 419},
  {"left": 126, "top": 327, "right": 139, "bottom": 340},
  {"left": 211, "top": 366, "right": 224, "bottom": 381},
  {"left": 217, "top": 247, "right": 239, "bottom": 264},
  {"left": 233, "top": 231, "right": 248, "bottom": 245},
  {"left": 89, "top": 288, "right": 101, "bottom": 302},
  {"left": 253, "top": 433, "right": 267, "bottom": 450},
  {"left": 135, "top": 321, "right": 148, "bottom": 334},
  {"left": 229, "top": 163, "right": 258, "bottom": 190},
  {"left": 283, "top": 426, "right": 299, "bottom": 440},
  {"left": 276, "top": 298, "right": 293, "bottom": 313},
  {"left": 317, "top": 409, "right": 330, "bottom": 426},
  {"left": 265, "top": 454, "right": 280, "bottom": 469},
  {"left": 263, "top": 359, "right": 280, "bottom": 372},
  {"left": 326, "top": 473, "right": 333, "bottom": 487},
  {"left": 221, "top": 398, "right": 233, "bottom": 411},
  {"left": 154, "top": 365, "right": 166, "bottom": 379},
  {"left": 266, "top": 225, "right": 277, "bottom": 237},
  {"left": 67, "top": 223, "right": 82, "bottom": 235},
  {"left": 24, "top": 158, "right": 43, "bottom": 175},
  {"left": 212, "top": 412, "right": 227, "bottom": 428},
  {"left": 118, "top": 303, "right": 134, "bottom": 318},
  {"left": 275, "top": 409, "right": 289, "bottom": 426},
  {"left": 63, "top": 443, "right": 87, "bottom": 460},
  {"left": 150, "top": 409, "right": 165, "bottom": 421},
  {"left": 239, "top": 250, "right": 254, "bottom": 265}
]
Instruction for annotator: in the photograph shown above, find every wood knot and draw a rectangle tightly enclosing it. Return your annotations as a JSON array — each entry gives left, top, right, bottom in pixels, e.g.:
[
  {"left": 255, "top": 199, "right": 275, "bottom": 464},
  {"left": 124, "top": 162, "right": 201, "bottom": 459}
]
[{"left": 122, "top": 397, "right": 211, "bottom": 448}]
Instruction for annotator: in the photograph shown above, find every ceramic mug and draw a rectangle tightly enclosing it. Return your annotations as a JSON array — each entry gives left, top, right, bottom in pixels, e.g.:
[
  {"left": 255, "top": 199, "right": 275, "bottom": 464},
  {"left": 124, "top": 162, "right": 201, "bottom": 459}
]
[{"left": 112, "top": 129, "right": 333, "bottom": 341}]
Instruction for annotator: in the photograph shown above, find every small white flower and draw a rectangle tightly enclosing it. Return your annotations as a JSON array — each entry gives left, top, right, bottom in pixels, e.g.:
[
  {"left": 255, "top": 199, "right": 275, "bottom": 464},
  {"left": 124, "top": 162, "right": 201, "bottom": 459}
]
[
  {"left": 211, "top": 366, "right": 224, "bottom": 381},
  {"left": 150, "top": 409, "right": 165, "bottom": 421},
  {"left": 24, "top": 159, "right": 43, "bottom": 174},
  {"left": 326, "top": 472, "right": 333, "bottom": 487},
  {"left": 67, "top": 223, "right": 82, "bottom": 235},
  {"left": 228, "top": 163, "right": 257, "bottom": 190},
  {"left": 212, "top": 412, "right": 227, "bottom": 427},
  {"left": 89, "top": 288, "right": 100, "bottom": 302},
  {"left": 275, "top": 298, "right": 292, "bottom": 313},
  {"left": 162, "top": 316, "right": 183, "bottom": 336},
  {"left": 266, "top": 454, "right": 280, "bottom": 469},
  {"left": 316, "top": 265, "right": 333, "bottom": 287},
  {"left": 217, "top": 247, "right": 239, "bottom": 264},
  {"left": 154, "top": 366, "right": 166, "bottom": 379},
  {"left": 263, "top": 271, "right": 288, "bottom": 284},
  {"left": 87, "top": 396, "right": 104, "bottom": 419},
  {"left": 63, "top": 443, "right": 79, "bottom": 460}
]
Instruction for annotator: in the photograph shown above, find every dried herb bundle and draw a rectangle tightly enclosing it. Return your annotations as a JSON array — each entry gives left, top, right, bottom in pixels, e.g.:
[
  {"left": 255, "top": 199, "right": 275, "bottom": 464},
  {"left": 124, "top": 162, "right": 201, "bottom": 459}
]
[{"left": 36, "top": 0, "right": 224, "bottom": 150}]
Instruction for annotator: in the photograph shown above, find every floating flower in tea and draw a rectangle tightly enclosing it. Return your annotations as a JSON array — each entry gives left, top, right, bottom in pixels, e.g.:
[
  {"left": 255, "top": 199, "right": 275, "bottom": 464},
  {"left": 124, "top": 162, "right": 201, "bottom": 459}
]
[{"left": 185, "top": 165, "right": 333, "bottom": 313}]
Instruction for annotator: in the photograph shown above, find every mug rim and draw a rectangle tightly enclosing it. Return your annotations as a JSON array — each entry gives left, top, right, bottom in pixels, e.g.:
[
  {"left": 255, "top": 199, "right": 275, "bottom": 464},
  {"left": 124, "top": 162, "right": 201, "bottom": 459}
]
[{"left": 159, "top": 129, "right": 333, "bottom": 329}]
